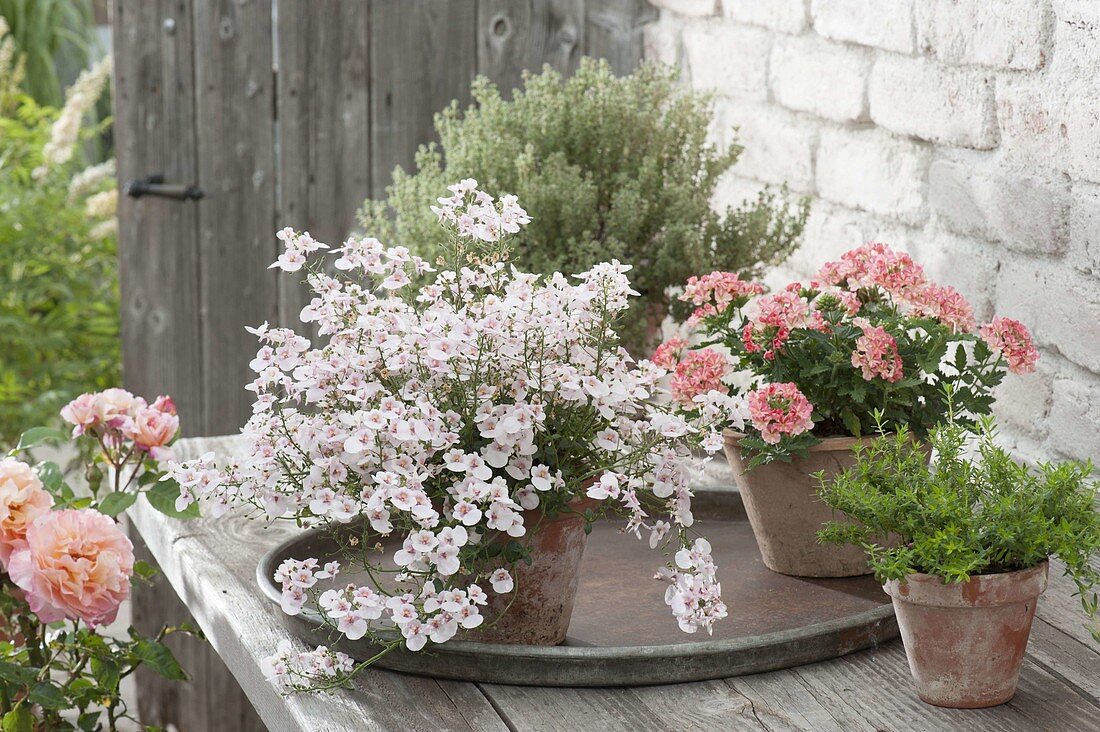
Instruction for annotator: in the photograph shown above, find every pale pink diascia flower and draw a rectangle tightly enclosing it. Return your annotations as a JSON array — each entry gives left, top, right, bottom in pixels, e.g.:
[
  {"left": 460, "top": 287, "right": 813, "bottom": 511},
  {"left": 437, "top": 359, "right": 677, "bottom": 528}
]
[
  {"left": 980, "top": 317, "right": 1039, "bottom": 374},
  {"left": 670, "top": 349, "right": 730, "bottom": 406},
  {"left": 652, "top": 338, "right": 688, "bottom": 369},
  {"left": 8, "top": 509, "right": 134, "bottom": 627},
  {"left": 851, "top": 325, "right": 904, "bottom": 383},
  {"left": 746, "top": 382, "right": 815, "bottom": 444},
  {"left": 0, "top": 459, "right": 54, "bottom": 568}
]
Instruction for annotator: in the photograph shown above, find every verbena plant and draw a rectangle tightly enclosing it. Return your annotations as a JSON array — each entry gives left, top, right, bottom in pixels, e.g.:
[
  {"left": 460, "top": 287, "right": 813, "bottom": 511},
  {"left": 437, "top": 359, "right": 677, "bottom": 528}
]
[
  {"left": 0, "top": 22, "right": 118, "bottom": 447},
  {"left": 657, "top": 243, "right": 1040, "bottom": 467},
  {"left": 818, "top": 412, "right": 1100, "bottom": 638},
  {"left": 358, "top": 58, "right": 808, "bottom": 352}
]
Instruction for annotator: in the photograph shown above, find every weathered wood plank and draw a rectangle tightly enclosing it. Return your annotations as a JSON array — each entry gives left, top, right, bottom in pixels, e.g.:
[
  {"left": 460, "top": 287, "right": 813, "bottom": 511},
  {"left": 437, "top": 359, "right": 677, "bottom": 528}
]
[
  {"left": 112, "top": 0, "right": 204, "bottom": 435},
  {"left": 193, "top": 0, "right": 279, "bottom": 435},
  {"left": 369, "top": 0, "right": 478, "bottom": 194},
  {"left": 129, "top": 436, "right": 509, "bottom": 732},
  {"left": 275, "top": 0, "right": 371, "bottom": 330},
  {"left": 477, "top": 0, "right": 585, "bottom": 96},
  {"left": 1027, "top": 617, "right": 1100, "bottom": 703},
  {"left": 584, "top": 0, "right": 656, "bottom": 76}
]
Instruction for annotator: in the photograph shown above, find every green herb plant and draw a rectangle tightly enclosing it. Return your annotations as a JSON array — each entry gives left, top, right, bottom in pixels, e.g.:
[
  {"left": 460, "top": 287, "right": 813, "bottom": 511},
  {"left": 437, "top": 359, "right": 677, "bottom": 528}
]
[
  {"left": 0, "top": 21, "right": 118, "bottom": 447},
  {"left": 818, "top": 411, "right": 1100, "bottom": 639},
  {"left": 359, "top": 58, "right": 808, "bottom": 352}
]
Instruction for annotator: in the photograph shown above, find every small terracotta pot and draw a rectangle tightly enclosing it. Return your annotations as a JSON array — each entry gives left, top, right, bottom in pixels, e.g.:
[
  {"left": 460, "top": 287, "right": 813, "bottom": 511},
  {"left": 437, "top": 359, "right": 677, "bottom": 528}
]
[
  {"left": 723, "top": 431, "right": 878, "bottom": 577},
  {"left": 884, "top": 562, "right": 1048, "bottom": 708},
  {"left": 466, "top": 496, "right": 598, "bottom": 645}
]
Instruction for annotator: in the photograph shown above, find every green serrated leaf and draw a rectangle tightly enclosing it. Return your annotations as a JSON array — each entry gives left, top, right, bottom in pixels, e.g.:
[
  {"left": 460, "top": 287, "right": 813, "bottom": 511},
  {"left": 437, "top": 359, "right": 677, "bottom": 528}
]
[
  {"left": 14, "top": 426, "right": 69, "bottom": 452},
  {"left": 0, "top": 661, "right": 38, "bottom": 685},
  {"left": 134, "top": 560, "right": 159, "bottom": 580},
  {"left": 90, "top": 656, "right": 120, "bottom": 693},
  {"left": 34, "top": 461, "right": 63, "bottom": 491},
  {"left": 77, "top": 711, "right": 101, "bottom": 731},
  {"left": 2, "top": 705, "right": 32, "bottom": 732},
  {"left": 28, "top": 680, "right": 68, "bottom": 710},
  {"left": 96, "top": 491, "right": 138, "bottom": 517},
  {"left": 132, "top": 639, "right": 188, "bottom": 681},
  {"left": 145, "top": 480, "right": 200, "bottom": 520}
]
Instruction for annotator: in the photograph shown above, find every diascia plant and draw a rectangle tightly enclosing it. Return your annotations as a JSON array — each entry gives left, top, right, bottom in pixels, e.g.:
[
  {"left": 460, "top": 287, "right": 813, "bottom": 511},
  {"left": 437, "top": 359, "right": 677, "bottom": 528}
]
[
  {"left": 656, "top": 243, "right": 1039, "bottom": 466},
  {"left": 0, "top": 390, "right": 197, "bottom": 730},
  {"left": 166, "top": 182, "right": 742, "bottom": 692}
]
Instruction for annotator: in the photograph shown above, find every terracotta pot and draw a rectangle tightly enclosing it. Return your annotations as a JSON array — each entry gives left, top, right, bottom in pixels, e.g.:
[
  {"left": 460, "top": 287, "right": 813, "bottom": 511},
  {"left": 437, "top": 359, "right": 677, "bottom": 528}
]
[
  {"left": 884, "top": 562, "right": 1048, "bottom": 708},
  {"left": 465, "top": 497, "right": 598, "bottom": 645},
  {"left": 723, "top": 431, "right": 876, "bottom": 577}
]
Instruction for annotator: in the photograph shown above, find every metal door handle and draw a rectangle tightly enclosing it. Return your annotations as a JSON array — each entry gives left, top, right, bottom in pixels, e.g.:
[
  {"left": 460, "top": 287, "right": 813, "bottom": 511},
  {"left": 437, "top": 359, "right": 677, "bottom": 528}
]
[{"left": 124, "top": 174, "right": 204, "bottom": 201}]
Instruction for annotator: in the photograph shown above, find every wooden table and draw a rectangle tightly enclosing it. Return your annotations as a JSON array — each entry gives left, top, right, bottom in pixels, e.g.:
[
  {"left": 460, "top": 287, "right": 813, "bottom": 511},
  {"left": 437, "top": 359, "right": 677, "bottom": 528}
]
[{"left": 130, "top": 438, "right": 1100, "bottom": 732}]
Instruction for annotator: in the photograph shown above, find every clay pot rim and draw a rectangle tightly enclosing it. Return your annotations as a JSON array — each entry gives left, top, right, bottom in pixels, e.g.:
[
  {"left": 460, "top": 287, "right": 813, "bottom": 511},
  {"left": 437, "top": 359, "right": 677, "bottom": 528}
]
[
  {"left": 883, "top": 560, "right": 1049, "bottom": 608},
  {"left": 722, "top": 429, "right": 879, "bottom": 453}
]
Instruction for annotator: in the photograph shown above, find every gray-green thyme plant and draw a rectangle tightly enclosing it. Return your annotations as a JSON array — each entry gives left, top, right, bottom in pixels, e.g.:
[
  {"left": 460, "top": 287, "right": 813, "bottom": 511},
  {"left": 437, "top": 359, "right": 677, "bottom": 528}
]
[{"left": 359, "top": 58, "right": 809, "bottom": 352}]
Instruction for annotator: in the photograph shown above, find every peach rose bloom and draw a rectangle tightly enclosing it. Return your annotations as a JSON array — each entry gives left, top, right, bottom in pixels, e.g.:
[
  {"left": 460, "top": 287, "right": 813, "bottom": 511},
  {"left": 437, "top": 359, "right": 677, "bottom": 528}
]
[
  {"left": 93, "top": 388, "right": 140, "bottom": 427},
  {"left": 122, "top": 406, "right": 179, "bottom": 458},
  {"left": 60, "top": 392, "right": 99, "bottom": 435},
  {"left": 0, "top": 458, "right": 54, "bottom": 567},
  {"left": 8, "top": 509, "right": 134, "bottom": 627}
]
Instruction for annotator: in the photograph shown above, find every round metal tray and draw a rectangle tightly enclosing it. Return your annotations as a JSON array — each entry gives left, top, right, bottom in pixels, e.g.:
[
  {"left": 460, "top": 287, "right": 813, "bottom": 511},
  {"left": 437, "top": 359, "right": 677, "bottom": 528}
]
[{"left": 257, "top": 493, "right": 897, "bottom": 686}]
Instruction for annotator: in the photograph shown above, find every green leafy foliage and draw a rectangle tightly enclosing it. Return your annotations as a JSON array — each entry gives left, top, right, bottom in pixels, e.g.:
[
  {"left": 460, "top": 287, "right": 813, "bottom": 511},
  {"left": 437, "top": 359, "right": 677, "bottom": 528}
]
[
  {"left": 818, "top": 415, "right": 1100, "bottom": 639},
  {"left": 0, "top": 32, "right": 118, "bottom": 448},
  {"left": 0, "top": 1, "right": 97, "bottom": 107},
  {"left": 359, "top": 58, "right": 808, "bottom": 352}
]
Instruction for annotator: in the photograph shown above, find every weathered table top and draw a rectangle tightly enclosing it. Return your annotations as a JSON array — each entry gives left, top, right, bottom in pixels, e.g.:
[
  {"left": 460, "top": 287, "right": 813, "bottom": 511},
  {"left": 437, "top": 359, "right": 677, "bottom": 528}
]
[{"left": 130, "top": 436, "right": 1100, "bottom": 732}]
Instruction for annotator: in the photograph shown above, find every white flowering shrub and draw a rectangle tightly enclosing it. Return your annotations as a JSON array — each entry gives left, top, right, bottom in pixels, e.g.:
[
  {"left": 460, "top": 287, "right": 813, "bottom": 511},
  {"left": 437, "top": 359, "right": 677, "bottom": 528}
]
[{"left": 167, "top": 182, "right": 742, "bottom": 691}]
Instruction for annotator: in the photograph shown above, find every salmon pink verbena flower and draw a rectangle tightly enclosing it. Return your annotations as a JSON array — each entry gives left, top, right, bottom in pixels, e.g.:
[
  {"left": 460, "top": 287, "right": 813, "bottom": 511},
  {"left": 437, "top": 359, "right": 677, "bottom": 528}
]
[
  {"left": 652, "top": 338, "right": 688, "bottom": 369},
  {"left": 905, "top": 284, "right": 977, "bottom": 334},
  {"left": 747, "top": 383, "right": 815, "bottom": 444},
  {"left": 670, "top": 349, "right": 730, "bottom": 406},
  {"left": 8, "top": 508, "right": 134, "bottom": 627},
  {"left": 0, "top": 459, "right": 53, "bottom": 568},
  {"left": 980, "top": 317, "right": 1039, "bottom": 374},
  {"left": 741, "top": 291, "right": 824, "bottom": 360},
  {"left": 851, "top": 325, "right": 904, "bottom": 383},
  {"left": 816, "top": 242, "right": 926, "bottom": 296},
  {"left": 680, "top": 271, "right": 764, "bottom": 312}
]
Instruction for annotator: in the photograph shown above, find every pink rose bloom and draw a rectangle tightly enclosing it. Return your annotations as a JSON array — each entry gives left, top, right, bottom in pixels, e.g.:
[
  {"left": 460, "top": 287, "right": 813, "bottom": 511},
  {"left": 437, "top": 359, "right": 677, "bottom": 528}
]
[
  {"left": 980, "top": 317, "right": 1039, "bottom": 374},
  {"left": 0, "top": 459, "right": 54, "bottom": 567},
  {"left": 151, "top": 395, "right": 177, "bottom": 415},
  {"left": 851, "top": 325, "right": 904, "bottom": 383},
  {"left": 122, "top": 406, "right": 180, "bottom": 459},
  {"left": 670, "top": 349, "right": 730, "bottom": 406},
  {"left": 8, "top": 509, "right": 134, "bottom": 627},
  {"left": 747, "top": 383, "right": 815, "bottom": 444},
  {"left": 93, "top": 388, "right": 141, "bottom": 428},
  {"left": 652, "top": 338, "right": 688, "bottom": 369},
  {"left": 60, "top": 393, "right": 99, "bottom": 436}
]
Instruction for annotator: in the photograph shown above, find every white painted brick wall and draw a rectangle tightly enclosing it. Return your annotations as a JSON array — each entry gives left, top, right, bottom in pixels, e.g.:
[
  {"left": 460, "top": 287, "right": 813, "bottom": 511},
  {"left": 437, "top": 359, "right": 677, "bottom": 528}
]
[
  {"left": 811, "top": 0, "right": 915, "bottom": 53},
  {"left": 722, "top": 0, "right": 808, "bottom": 34},
  {"left": 868, "top": 56, "right": 998, "bottom": 149},
  {"left": 648, "top": 0, "right": 1100, "bottom": 462},
  {"left": 770, "top": 35, "right": 870, "bottom": 122},
  {"left": 915, "top": 0, "right": 1051, "bottom": 70},
  {"left": 816, "top": 127, "right": 929, "bottom": 224}
]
